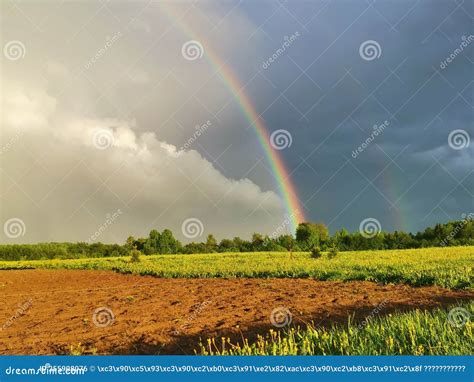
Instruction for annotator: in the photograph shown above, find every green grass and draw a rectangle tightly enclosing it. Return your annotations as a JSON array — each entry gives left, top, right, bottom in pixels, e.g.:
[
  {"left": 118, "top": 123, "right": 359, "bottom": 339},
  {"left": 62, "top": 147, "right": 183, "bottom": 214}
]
[
  {"left": 198, "top": 302, "right": 474, "bottom": 355},
  {"left": 1, "top": 246, "right": 472, "bottom": 289}
]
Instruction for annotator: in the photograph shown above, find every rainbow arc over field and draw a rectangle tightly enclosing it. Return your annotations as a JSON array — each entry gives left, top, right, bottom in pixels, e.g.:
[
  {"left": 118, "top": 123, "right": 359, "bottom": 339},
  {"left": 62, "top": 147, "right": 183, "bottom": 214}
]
[{"left": 160, "top": 4, "right": 306, "bottom": 232}]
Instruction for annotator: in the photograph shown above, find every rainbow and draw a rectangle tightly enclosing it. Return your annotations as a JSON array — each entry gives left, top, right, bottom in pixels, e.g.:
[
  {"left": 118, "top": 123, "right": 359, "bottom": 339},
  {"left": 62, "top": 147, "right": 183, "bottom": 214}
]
[
  {"left": 381, "top": 168, "right": 409, "bottom": 232},
  {"left": 159, "top": 4, "right": 306, "bottom": 233}
]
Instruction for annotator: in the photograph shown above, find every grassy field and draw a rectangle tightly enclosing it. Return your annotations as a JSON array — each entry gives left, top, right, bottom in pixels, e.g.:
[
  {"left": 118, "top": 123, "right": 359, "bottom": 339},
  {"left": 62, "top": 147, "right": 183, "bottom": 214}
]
[
  {"left": 1, "top": 246, "right": 472, "bottom": 289},
  {"left": 198, "top": 302, "right": 474, "bottom": 355}
]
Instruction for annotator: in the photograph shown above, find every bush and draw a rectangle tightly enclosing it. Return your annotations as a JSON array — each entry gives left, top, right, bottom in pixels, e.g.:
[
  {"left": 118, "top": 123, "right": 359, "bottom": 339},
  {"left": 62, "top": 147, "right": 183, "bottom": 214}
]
[
  {"left": 310, "top": 246, "right": 322, "bottom": 258},
  {"left": 130, "top": 249, "right": 141, "bottom": 263},
  {"left": 327, "top": 245, "right": 338, "bottom": 259}
]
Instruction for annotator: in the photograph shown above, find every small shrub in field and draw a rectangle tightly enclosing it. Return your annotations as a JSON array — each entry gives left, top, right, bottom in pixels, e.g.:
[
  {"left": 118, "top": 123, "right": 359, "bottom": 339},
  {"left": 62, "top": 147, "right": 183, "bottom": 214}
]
[
  {"left": 130, "top": 249, "right": 141, "bottom": 263},
  {"left": 310, "top": 246, "right": 322, "bottom": 258},
  {"left": 327, "top": 245, "right": 338, "bottom": 259}
]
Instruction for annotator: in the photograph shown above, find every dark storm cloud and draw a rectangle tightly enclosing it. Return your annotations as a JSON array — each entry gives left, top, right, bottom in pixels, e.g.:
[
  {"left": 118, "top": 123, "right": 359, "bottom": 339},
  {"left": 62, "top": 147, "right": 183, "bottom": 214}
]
[{"left": 234, "top": 0, "right": 473, "bottom": 233}]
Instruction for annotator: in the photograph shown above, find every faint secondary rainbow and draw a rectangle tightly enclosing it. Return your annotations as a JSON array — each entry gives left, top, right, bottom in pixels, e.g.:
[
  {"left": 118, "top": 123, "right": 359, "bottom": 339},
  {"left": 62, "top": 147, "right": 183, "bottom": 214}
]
[{"left": 160, "top": 4, "right": 306, "bottom": 232}]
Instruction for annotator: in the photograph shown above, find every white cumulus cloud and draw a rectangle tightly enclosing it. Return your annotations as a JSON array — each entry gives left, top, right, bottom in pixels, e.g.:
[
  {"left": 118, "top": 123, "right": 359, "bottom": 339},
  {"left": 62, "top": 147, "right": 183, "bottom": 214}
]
[{"left": 1, "top": 84, "right": 286, "bottom": 243}]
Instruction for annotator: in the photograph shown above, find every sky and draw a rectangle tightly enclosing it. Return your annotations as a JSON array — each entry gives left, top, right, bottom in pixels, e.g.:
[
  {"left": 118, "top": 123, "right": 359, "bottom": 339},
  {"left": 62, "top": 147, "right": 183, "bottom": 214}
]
[{"left": 1, "top": 0, "right": 473, "bottom": 244}]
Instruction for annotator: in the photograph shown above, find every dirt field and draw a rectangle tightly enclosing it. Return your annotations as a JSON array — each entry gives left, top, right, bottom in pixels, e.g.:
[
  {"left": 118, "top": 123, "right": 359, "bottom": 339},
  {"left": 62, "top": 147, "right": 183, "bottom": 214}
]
[{"left": 0, "top": 270, "right": 472, "bottom": 355}]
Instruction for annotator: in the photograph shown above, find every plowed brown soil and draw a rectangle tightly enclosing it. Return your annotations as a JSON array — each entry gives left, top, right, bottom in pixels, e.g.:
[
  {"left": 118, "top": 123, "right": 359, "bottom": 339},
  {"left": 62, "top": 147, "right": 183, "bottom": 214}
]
[{"left": 0, "top": 270, "right": 472, "bottom": 355}]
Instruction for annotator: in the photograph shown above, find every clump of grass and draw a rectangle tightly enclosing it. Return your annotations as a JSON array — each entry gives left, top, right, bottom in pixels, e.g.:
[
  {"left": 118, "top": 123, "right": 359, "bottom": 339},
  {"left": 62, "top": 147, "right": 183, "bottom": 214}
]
[
  {"left": 327, "top": 245, "right": 339, "bottom": 259},
  {"left": 310, "top": 246, "right": 322, "bottom": 259},
  {"left": 197, "top": 302, "right": 473, "bottom": 355},
  {"left": 130, "top": 249, "right": 141, "bottom": 263}
]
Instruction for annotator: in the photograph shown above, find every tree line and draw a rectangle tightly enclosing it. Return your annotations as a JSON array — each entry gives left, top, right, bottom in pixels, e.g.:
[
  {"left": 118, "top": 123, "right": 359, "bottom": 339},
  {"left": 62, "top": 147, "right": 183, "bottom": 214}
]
[{"left": 1, "top": 216, "right": 473, "bottom": 261}]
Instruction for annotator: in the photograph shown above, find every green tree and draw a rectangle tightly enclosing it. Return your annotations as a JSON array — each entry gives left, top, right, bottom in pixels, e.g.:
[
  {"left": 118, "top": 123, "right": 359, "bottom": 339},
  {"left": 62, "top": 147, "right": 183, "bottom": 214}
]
[
  {"left": 159, "top": 229, "right": 180, "bottom": 254},
  {"left": 218, "top": 239, "right": 238, "bottom": 252},
  {"left": 144, "top": 229, "right": 160, "bottom": 255},
  {"left": 232, "top": 237, "right": 244, "bottom": 252},
  {"left": 206, "top": 234, "right": 218, "bottom": 252},
  {"left": 251, "top": 233, "right": 265, "bottom": 251},
  {"left": 125, "top": 236, "right": 136, "bottom": 250},
  {"left": 277, "top": 234, "right": 296, "bottom": 252},
  {"left": 296, "top": 222, "right": 329, "bottom": 250},
  {"left": 233, "top": 237, "right": 251, "bottom": 252}
]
